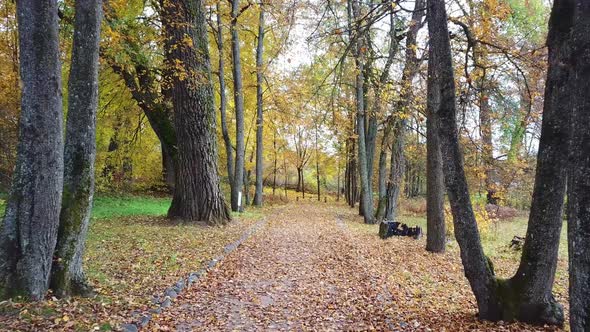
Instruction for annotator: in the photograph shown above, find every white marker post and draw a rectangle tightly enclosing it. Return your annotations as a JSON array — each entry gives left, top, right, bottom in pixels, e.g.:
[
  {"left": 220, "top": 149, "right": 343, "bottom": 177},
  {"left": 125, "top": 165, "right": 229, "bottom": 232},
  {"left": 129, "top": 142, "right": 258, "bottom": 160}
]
[{"left": 237, "top": 191, "right": 243, "bottom": 213}]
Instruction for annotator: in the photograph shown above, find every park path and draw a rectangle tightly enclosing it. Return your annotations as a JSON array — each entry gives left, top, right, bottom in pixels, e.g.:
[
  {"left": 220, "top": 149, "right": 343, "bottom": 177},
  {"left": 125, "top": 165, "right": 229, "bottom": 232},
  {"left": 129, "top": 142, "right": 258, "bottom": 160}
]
[{"left": 147, "top": 202, "right": 396, "bottom": 331}]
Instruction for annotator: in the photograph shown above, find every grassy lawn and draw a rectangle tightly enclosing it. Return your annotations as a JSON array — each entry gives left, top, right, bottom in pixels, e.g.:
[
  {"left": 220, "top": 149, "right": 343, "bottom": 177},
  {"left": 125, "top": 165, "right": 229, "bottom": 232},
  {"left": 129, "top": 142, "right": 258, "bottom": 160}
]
[{"left": 91, "top": 195, "right": 171, "bottom": 219}]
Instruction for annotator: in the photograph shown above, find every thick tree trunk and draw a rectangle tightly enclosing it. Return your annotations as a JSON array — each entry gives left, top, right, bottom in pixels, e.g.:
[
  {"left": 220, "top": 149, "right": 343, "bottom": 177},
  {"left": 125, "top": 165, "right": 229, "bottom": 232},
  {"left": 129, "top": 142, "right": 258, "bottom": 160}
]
[
  {"left": 567, "top": 2, "right": 590, "bottom": 331},
  {"left": 0, "top": 0, "right": 64, "bottom": 300},
  {"left": 50, "top": 0, "right": 102, "bottom": 299},
  {"left": 216, "top": 3, "right": 235, "bottom": 191},
  {"left": 426, "top": 16, "right": 446, "bottom": 252},
  {"left": 385, "top": 122, "right": 407, "bottom": 222},
  {"left": 426, "top": 114, "right": 446, "bottom": 253},
  {"left": 230, "top": 0, "right": 246, "bottom": 212},
  {"left": 429, "top": 0, "right": 570, "bottom": 325},
  {"left": 253, "top": 3, "right": 265, "bottom": 207},
  {"left": 162, "top": 0, "right": 230, "bottom": 224}
]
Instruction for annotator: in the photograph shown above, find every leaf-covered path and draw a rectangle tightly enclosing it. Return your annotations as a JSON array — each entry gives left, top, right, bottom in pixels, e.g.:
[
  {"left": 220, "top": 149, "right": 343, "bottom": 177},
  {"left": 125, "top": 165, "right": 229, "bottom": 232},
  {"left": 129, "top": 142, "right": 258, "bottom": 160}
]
[
  {"left": 147, "top": 202, "right": 566, "bottom": 331},
  {"left": 148, "top": 202, "right": 395, "bottom": 331}
]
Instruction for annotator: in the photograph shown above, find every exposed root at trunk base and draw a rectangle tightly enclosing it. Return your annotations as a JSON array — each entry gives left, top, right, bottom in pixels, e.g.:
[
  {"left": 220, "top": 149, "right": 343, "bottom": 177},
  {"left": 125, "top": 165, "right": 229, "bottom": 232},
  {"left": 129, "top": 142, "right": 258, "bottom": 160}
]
[{"left": 478, "top": 278, "right": 565, "bottom": 327}]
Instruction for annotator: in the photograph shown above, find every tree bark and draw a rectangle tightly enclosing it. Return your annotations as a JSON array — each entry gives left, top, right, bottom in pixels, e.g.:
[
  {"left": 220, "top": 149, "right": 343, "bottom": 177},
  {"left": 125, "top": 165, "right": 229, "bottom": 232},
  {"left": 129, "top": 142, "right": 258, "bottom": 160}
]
[
  {"left": 426, "top": 114, "right": 446, "bottom": 252},
  {"left": 230, "top": 0, "right": 246, "bottom": 212},
  {"left": 382, "top": 0, "right": 425, "bottom": 222},
  {"left": 216, "top": 2, "right": 235, "bottom": 191},
  {"left": 351, "top": 0, "right": 374, "bottom": 224},
  {"left": 0, "top": 0, "right": 64, "bottom": 300},
  {"left": 51, "top": 0, "right": 102, "bottom": 299},
  {"left": 253, "top": 2, "right": 265, "bottom": 207},
  {"left": 162, "top": 0, "right": 230, "bottom": 224},
  {"left": 429, "top": 0, "right": 570, "bottom": 324},
  {"left": 567, "top": 2, "right": 590, "bottom": 330}
]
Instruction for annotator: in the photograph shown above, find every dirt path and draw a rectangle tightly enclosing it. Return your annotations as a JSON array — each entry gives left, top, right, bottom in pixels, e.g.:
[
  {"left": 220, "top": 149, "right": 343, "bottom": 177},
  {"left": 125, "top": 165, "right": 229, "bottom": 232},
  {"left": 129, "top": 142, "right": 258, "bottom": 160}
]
[
  {"left": 146, "top": 202, "right": 566, "bottom": 332},
  {"left": 147, "top": 202, "right": 396, "bottom": 331}
]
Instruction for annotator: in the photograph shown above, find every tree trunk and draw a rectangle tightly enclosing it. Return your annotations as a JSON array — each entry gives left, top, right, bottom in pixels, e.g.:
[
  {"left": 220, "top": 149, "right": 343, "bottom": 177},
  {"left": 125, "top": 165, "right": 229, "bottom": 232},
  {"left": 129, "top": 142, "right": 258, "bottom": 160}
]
[
  {"left": 105, "top": 51, "right": 177, "bottom": 191},
  {"left": 375, "top": 136, "right": 388, "bottom": 220},
  {"left": 162, "top": 0, "right": 230, "bottom": 224},
  {"left": 50, "top": 0, "right": 102, "bottom": 299},
  {"left": 427, "top": 8, "right": 446, "bottom": 251},
  {"left": 253, "top": 2, "right": 265, "bottom": 207},
  {"left": 315, "top": 125, "right": 321, "bottom": 201},
  {"left": 230, "top": 0, "right": 246, "bottom": 212},
  {"left": 351, "top": 0, "right": 374, "bottom": 224},
  {"left": 0, "top": 0, "right": 64, "bottom": 300},
  {"left": 273, "top": 131, "right": 277, "bottom": 196},
  {"left": 429, "top": 0, "right": 569, "bottom": 324},
  {"left": 381, "top": 0, "right": 424, "bottom": 222},
  {"left": 216, "top": 2, "right": 235, "bottom": 192},
  {"left": 426, "top": 114, "right": 446, "bottom": 253},
  {"left": 385, "top": 122, "right": 407, "bottom": 222},
  {"left": 567, "top": 2, "right": 590, "bottom": 331}
]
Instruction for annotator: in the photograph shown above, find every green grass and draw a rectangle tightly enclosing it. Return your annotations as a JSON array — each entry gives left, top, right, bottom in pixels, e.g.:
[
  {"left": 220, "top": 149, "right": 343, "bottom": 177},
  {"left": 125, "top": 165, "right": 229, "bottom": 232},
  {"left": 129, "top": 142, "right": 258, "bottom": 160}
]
[
  {"left": 91, "top": 195, "right": 171, "bottom": 219},
  {"left": 397, "top": 213, "right": 569, "bottom": 260}
]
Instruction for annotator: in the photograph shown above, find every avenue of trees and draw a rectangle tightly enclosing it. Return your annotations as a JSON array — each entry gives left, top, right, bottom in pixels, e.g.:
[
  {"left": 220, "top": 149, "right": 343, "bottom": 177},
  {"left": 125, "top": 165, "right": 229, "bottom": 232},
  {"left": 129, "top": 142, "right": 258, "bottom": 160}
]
[{"left": 0, "top": 0, "right": 589, "bottom": 330}]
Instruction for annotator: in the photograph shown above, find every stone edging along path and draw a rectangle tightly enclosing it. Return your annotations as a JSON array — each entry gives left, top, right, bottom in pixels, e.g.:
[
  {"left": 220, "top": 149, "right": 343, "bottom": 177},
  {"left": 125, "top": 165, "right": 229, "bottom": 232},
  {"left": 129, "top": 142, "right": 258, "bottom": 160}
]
[{"left": 121, "top": 216, "right": 269, "bottom": 332}]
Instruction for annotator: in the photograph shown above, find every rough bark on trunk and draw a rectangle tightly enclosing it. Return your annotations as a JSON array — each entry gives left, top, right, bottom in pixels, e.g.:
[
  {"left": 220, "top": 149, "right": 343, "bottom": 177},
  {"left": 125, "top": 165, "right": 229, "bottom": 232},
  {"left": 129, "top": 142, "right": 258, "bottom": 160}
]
[
  {"left": 385, "top": 122, "right": 407, "bottom": 222},
  {"left": 0, "top": 0, "right": 64, "bottom": 300},
  {"left": 51, "top": 0, "right": 102, "bottom": 299},
  {"left": 429, "top": 0, "right": 571, "bottom": 324},
  {"left": 253, "top": 2, "right": 265, "bottom": 207},
  {"left": 216, "top": 2, "right": 235, "bottom": 191},
  {"left": 162, "top": 0, "right": 230, "bottom": 224},
  {"left": 427, "top": 0, "right": 498, "bottom": 318},
  {"left": 230, "top": 0, "right": 246, "bottom": 212},
  {"left": 567, "top": 2, "right": 590, "bottom": 330},
  {"left": 426, "top": 114, "right": 446, "bottom": 253},
  {"left": 426, "top": 10, "right": 447, "bottom": 252}
]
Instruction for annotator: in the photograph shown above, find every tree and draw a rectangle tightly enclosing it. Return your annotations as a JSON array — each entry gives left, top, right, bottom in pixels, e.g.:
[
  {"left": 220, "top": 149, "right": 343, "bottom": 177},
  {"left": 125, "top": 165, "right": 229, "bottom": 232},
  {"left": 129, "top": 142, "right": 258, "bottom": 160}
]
[
  {"left": 425, "top": 0, "right": 446, "bottom": 252},
  {"left": 380, "top": 0, "right": 426, "bottom": 224},
  {"left": 428, "top": 0, "right": 569, "bottom": 324},
  {"left": 230, "top": 0, "right": 247, "bottom": 212},
  {"left": 215, "top": 1, "right": 235, "bottom": 194},
  {"left": 0, "top": 0, "right": 64, "bottom": 300},
  {"left": 253, "top": 1, "right": 266, "bottom": 207},
  {"left": 162, "top": 0, "right": 231, "bottom": 224},
  {"left": 102, "top": 2, "right": 177, "bottom": 190},
  {"left": 567, "top": 1, "right": 590, "bottom": 330},
  {"left": 350, "top": 0, "right": 374, "bottom": 224},
  {"left": 50, "top": 0, "right": 103, "bottom": 298}
]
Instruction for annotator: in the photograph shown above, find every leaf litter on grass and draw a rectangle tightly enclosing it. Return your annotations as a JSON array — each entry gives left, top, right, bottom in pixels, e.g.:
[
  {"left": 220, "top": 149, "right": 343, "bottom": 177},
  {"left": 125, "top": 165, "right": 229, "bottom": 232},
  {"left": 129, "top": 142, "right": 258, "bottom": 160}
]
[{"left": 0, "top": 211, "right": 261, "bottom": 331}]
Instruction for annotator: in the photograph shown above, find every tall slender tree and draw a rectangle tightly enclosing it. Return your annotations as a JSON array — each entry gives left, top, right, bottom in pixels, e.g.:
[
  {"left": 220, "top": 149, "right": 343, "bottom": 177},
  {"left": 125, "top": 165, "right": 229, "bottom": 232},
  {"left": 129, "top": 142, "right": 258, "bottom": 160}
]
[
  {"left": 428, "top": 0, "right": 570, "bottom": 324},
  {"left": 0, "top": 0, "right": 64, "bottom": 300},
  {"left": 230, "top": 0, "right": 246, "bottom": 212},
  {"left": 253, "top": 1, "right": 266, "bottom": 207},
  {"left": 215, "top": 1, "right": 235, "bottom": 193},
  {"left": 350, "top": 0, "right": 374, "bottom": 224},
  {"left": 567, "top": 1, "right": 590, "bottom": 330},
  {"left": 51, "top": 0, "right": 103, "bottom": 298},
  {"left": 426, "top": 19, "right": 446, "bottom": 252},
  {"left": 162, "top": 0, "right": 231, "bottom": 224}
]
